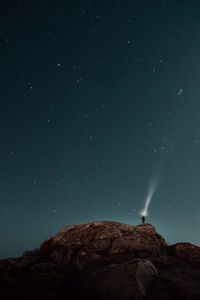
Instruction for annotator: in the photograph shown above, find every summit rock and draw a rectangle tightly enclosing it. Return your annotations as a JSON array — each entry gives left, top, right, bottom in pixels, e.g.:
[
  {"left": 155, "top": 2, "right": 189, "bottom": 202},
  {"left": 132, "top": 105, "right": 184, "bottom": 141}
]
[{"left": 40, "top": 222, "right": 167, "bottom": 268}]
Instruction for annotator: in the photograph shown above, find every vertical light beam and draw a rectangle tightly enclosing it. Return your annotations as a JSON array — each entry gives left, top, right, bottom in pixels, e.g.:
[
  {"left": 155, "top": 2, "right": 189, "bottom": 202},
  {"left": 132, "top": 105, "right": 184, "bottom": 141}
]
[{"left": 140, "top": 179, "right": 158, "bottom": 217}]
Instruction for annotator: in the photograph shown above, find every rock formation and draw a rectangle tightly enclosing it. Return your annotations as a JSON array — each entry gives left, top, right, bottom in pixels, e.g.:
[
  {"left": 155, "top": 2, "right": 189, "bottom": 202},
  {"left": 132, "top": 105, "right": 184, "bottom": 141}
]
[{"left": 0, "top": 221, "right": 200, "bottom": 299}]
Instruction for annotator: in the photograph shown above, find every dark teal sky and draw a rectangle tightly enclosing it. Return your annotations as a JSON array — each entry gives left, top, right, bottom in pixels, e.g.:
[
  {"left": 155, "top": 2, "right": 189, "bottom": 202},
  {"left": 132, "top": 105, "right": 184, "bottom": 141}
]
[{"left": 0, "top": 0, "right": 200, "bottom": 258}]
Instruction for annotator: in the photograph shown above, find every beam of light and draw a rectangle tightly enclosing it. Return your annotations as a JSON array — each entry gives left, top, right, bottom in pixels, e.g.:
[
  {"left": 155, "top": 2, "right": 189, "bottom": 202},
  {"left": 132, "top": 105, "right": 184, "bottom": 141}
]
[{"left": 140, "top": 179, "right": 158, "bottom": 217}]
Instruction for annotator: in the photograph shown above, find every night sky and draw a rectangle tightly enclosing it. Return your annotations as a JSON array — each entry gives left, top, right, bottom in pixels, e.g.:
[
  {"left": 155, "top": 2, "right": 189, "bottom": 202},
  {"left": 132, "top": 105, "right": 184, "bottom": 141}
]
[{"left": 1, "top": 0, "right": 200, "bottom": 258}]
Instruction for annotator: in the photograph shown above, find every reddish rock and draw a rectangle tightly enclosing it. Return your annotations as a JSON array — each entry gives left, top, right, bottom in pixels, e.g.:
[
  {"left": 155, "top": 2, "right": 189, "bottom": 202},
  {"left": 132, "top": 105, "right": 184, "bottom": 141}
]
[
  {"left": 40, "top": 222, "right": 167, "bottom": 268},
  {"left": 0, "top": 221, "right": 200, "bottom": 300},
  {"left": 167, "top": 242, "right": 200, "bottom": 262}
]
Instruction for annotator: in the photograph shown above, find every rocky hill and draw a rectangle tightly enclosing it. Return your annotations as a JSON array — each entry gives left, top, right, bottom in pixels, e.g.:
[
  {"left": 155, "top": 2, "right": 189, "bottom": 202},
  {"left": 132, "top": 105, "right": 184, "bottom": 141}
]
[{"left": 0, "top": 221, "right": 200, "bottom": 299}]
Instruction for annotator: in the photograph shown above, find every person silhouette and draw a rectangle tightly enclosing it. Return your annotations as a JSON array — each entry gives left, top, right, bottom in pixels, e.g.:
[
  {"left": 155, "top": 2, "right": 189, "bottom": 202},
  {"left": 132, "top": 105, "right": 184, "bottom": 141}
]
[{"left": 142, "top": 216, "right": 145, "bottom": 224}]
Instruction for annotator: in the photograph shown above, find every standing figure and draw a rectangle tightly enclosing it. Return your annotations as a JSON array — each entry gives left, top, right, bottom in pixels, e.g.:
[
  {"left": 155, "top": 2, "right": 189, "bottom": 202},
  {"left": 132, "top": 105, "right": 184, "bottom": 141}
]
[{"left": 142, "top": 216, "right": 145, "bottom": 224}]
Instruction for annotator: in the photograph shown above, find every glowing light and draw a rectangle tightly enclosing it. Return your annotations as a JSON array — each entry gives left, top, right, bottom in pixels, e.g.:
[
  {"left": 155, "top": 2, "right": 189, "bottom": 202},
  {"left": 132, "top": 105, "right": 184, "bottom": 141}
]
[{"left": 140, "top": 179, "right": 158, "bottom": 217}]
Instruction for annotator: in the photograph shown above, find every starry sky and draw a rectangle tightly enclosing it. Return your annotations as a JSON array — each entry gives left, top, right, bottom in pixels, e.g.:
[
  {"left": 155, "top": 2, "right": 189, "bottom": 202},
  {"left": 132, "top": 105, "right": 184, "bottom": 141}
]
[{"left": 1, "top": 0, "right": 200, "bottom": 258}]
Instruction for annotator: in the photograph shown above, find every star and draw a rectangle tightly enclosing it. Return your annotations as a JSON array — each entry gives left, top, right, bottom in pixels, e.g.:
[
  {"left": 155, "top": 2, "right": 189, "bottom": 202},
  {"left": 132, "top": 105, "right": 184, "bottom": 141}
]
[{"left": 177, "top": 88, "right": 183, "bottom": 96}]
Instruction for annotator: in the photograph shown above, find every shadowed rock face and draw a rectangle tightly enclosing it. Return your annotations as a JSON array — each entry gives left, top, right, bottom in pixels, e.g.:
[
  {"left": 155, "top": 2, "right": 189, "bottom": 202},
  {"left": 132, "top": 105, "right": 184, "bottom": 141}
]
[{"left": 0, "top": 221, "right": 200, "bottom": 300}]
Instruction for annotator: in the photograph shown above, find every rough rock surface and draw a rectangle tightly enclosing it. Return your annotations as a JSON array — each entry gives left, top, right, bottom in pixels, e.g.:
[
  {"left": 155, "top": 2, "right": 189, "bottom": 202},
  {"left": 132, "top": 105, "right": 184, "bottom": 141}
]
[
  {"left": 0, "top": 221, "right": 200, "bottom": 299},
  {"left": 167, "top": 242, "right": 200, "bottom": 262},
  {"left": 40, "top": 222, "right": 167, "bottom": 268}
]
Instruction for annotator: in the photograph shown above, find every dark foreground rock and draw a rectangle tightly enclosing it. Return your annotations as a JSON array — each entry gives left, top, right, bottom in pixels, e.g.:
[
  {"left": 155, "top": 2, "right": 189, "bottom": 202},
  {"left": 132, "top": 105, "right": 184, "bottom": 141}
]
[{"left": 0, "top": 221, "right": 200, "bottom": 299}]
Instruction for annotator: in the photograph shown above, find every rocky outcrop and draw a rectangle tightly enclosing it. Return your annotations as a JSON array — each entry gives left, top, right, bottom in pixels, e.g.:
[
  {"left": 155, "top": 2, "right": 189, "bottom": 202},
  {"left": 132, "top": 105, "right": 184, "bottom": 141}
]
[
  {"left": 40, "top": 222, "right": 167, "bottom": 269},
  {"left": 167, "top": 242, "right": 200, "bottom": 262},
  {"left": 0, "top": 221, "right": 200, "bottom": 300}
]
